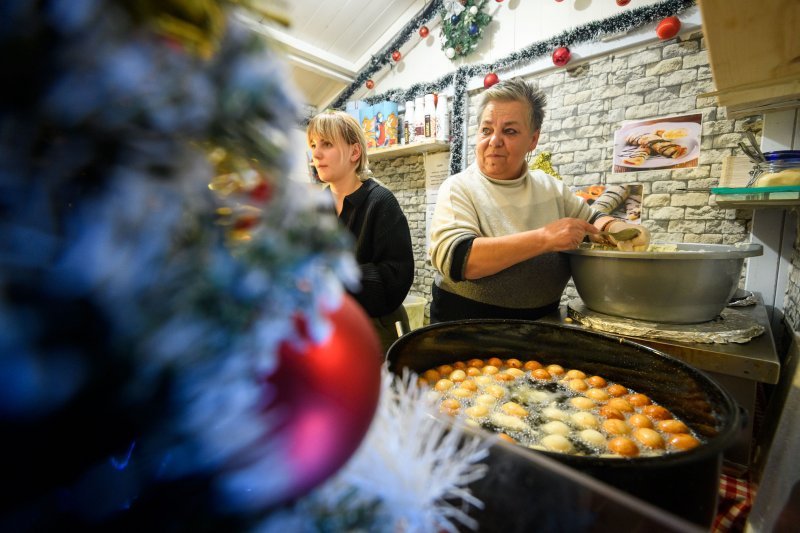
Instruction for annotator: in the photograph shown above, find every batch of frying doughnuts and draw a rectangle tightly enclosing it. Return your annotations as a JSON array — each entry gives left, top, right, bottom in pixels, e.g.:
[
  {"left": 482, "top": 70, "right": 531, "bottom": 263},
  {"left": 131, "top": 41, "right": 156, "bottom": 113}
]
[{"left": 419, "top": 357, "right": 701, "bottom": 458}]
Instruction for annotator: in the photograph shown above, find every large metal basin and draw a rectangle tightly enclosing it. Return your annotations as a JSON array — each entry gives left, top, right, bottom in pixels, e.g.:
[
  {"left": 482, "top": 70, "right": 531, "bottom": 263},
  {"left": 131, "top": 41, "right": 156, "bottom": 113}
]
[{"left": 562, "top": 243, "right": 763, "bottom": 323}]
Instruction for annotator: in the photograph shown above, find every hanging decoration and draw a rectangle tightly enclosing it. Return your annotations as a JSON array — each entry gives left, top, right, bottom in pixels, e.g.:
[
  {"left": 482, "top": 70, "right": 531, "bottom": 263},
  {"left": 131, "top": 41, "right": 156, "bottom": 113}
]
[
  {"left": 391, "top": 50, "right": 402, "bottom": 62},
  {"left": 333, "top": 0, "right": 696, "bottom": 175},
  {"left": 529, "top": 152, "right": 563, "bottom": 181},
  {"left": 656, "top": 16, "right": 682, "bottom": 40},
  {"left": 268, "top": 295, "right": 382, "bottom": 505},
  {"left": 552, "top": 46, "right": 571, "bottom": 67},
  {"left": 366, "top": 79, "right": 375, "bottom": 89},
  {"left": 440, "top": 0, "right": 492, "bottom": 60},
  {"left": 257, "top": 368, "right": 490, "bottom": 531},
  {"left": 419, "top": 25, "right": 430, "bottom": 38},
  {"left": 483, "top": 72, "right": 499, "bottom": 88},
  {"left": 616, "top": 0, "right": 631, "bottom": 6}
]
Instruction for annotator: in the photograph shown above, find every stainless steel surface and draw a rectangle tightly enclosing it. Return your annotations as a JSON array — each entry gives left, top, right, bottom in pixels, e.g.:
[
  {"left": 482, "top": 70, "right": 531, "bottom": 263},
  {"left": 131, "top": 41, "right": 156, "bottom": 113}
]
[
  {"left": 539, "top": 294, "right": 782, "bottom": 468},
  {"left": 562, "top": 243, "right": 763, "bottom": 323},
  {"left": 746, "top": 131, "right": 766, "bottom": 162},
  {"left": 747, "top": 325, "right": 800, "bottom": 532},
  {"left": 540, "top": 296, "right": 780, "bottom": 384},
  {"left": 567, "top": 299, "right": 765, "bottom": 345}
]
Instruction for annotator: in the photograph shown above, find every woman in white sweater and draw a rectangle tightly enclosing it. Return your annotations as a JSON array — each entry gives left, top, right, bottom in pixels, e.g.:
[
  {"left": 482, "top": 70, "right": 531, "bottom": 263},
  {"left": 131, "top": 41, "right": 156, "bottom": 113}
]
[{"left": 428, "top": 78, "right": 649, "bottom": 322}]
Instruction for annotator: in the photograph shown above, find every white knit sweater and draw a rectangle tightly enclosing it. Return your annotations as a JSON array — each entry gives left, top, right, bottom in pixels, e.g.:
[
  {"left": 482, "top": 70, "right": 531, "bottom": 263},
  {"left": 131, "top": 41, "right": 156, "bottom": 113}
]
[{"left": 429, "top": 163, "right": 597, "bottom": 309}]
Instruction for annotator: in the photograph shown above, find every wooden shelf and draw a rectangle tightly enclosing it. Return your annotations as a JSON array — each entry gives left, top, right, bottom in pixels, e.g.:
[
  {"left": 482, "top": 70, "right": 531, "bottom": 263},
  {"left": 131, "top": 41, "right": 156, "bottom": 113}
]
[
  {"left": 698, "top": 0, "right": 800, "bottom": 118},
  {"left": 367, "top": 140, "right": 450, "bottom": 162}
]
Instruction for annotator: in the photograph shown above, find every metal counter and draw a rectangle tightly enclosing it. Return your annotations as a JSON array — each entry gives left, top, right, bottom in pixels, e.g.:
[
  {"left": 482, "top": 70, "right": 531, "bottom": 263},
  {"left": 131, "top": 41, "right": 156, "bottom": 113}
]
[{"left": 538, "top": 294, "right": 781, "bottom": 469}]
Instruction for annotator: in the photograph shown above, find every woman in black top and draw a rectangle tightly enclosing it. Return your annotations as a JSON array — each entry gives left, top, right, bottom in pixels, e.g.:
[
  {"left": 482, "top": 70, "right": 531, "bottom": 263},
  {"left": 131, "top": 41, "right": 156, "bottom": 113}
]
[{"left": 307, "top": 110, "right": 414, "bottom": 352}]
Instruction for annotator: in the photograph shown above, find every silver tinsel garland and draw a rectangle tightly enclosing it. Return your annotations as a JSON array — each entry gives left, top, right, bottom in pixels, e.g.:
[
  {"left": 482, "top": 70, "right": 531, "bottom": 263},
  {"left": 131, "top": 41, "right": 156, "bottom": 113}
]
[{"left": 336, "top": 0, "right": 696, "bottom": 175}]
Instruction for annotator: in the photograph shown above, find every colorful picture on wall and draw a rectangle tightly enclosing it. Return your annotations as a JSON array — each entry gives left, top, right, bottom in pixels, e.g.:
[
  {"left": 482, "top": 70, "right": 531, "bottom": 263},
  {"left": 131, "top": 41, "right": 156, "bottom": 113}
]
[
  {"left": 571, "top": 184, "right": 643, "bottom": 223},
  {"left": 613, "top": 113, "right": 702, "bottom": 173}
]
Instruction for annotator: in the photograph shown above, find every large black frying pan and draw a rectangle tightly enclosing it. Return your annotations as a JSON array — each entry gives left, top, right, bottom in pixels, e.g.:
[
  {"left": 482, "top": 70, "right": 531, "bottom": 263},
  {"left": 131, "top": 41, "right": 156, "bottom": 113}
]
[{"left": 386, "top": 319, "right": 740, "bottom": 529}]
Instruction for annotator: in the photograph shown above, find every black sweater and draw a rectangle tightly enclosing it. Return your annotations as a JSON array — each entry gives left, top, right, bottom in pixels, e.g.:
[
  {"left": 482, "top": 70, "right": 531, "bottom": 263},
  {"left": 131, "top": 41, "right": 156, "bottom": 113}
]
[{"left": 336, "top": 179, "right": 414, "bottom": 318}]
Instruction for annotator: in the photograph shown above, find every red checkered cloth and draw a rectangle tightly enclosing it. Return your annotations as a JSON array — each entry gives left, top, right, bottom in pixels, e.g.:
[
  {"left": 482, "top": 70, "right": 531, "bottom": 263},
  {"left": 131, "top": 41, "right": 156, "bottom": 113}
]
[{"left": 712, "top": 474, "right": 753, "bottom": 533}]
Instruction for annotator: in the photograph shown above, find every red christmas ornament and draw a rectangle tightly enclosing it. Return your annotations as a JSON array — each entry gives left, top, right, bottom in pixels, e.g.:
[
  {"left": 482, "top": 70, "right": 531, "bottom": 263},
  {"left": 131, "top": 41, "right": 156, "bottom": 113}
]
[
  {"left": 267, "top": 295, "right": 382, "bottom": 505},
  {"left": 391, "top": 50, "right": 402, "bottom": 62},
  {"left": 656, "top": 16, "right": 681, "bottom": 40},
  {"left": 365, "top": 79, "right": 375, "bottom": 90},
  {"left": 483, "top": 72, "right": 499, "bottom": 89},
  {"left": 552, "top": 46, "right": 571, "bottom": 67},
  {"left": 616, "top": 0, "right": 631, "bottom": 6},
  {"left": 419, "top": 25, "right": 430, "bottom": 38},
  {"left": 248, "top": 180, "right": 272, "bottom": 203}
]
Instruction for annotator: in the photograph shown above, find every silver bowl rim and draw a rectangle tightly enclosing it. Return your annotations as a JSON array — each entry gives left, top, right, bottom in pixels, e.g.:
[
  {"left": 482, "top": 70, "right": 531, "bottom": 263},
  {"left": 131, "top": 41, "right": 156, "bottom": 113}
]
[{"left": 562, "top": 242, "right": 763, "bottom": 260}]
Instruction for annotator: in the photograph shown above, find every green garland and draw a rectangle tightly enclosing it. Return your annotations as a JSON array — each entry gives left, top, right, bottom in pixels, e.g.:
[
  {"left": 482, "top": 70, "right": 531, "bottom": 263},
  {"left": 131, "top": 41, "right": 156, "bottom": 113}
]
[{"left": 440, "top": 0, "right": 492, "bottom": 59}]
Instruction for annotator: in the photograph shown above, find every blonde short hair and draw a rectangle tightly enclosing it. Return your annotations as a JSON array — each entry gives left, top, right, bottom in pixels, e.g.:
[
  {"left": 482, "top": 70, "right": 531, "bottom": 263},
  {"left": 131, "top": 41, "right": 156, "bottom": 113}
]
[
  {"left": 477, "top": 77, "right": 546, "bottom": 133},
  {"left": 306, "top": 110, "right": 371, "bottom": 180}
]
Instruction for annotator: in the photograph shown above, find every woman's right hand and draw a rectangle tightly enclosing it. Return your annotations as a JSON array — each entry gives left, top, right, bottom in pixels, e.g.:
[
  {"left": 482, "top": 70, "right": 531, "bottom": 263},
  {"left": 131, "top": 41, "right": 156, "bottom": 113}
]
[{"left": 541, "top": 218, "right": 598, "bottom": 252}]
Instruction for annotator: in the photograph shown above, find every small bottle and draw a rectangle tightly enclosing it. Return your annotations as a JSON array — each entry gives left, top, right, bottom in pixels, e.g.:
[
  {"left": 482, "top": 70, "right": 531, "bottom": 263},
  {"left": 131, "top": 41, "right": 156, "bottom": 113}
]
[
  {"left": 405, "top": 100, "right": 415, "bottom": 144},
  {"left": 413, "top": 96, "right": 425, "bottom": 142},
  {"left": 398, "top": 113, "right": 405, "bottom": 145},
  {"left": 423, "top": 93, "right": 436, "bottom": 140},
  {"left": 435, "top": 95, "right": 449, "bottom": 142}
]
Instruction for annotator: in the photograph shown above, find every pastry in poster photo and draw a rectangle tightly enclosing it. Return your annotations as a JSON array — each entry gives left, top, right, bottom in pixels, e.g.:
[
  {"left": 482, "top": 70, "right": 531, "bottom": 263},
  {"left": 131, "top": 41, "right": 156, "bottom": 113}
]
[
  {"left": 613, "top": 114, "right": 701, "bottom": 171},
  {"left": 572, "top": 184, "right": 642, "bottom": 223}
]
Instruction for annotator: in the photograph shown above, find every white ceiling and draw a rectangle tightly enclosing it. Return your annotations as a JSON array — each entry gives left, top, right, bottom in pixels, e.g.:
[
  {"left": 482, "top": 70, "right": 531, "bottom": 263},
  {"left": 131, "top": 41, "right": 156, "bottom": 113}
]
[{"left": 240, "top": 0, "right": 429, "bottom": 110}]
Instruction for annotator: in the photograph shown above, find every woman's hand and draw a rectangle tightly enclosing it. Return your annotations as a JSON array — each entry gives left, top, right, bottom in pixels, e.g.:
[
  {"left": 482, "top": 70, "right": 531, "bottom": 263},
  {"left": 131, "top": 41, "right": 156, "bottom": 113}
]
[{"left": 541, "top": 218, "right": 598, "bottom": 252}]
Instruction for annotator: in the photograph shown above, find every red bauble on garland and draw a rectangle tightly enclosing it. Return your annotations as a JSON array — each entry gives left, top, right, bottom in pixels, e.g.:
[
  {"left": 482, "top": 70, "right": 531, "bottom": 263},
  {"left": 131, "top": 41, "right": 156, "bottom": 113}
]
[
  {"left": 391, "top": 50, "right": 402, "bottom": 62},
  {"left": 483, "top": 72, "right": 499, "bottom": 89},
  {"left": 552, "top": 46, "right": 571, "bottom": 67},
  {"left": 616, "top": 0, "right": 631, "bottom": 6},
  {"left": 419, "top": 25, "right": 429, "bottom": 38},
  {"left": 656, "top": 16, "right": 681, "bottom": 40},
  {"left": 266, "top": 295, "right": 383, "bottom": 505},
  {"left": 365, "top": 79, "right": 375, "bottom": 90}
]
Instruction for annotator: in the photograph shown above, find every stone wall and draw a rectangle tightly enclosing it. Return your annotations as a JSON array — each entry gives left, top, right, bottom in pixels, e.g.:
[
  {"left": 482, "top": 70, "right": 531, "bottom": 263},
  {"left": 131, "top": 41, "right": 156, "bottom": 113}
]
[
  {"left": 373, "top": 30, "right": 765, "bottom": 325},
  {"left": 785, "top": 223, "right": 800, "bottom": 333},
  {"left": 369, "top": 156, "right": 432, "bottom": 303}
]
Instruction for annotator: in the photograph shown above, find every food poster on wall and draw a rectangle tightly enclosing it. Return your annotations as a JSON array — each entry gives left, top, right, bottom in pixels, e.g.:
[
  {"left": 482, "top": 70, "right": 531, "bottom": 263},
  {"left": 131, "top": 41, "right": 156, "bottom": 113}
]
[
  {"left": 571, "top": 184, "right": 643, "bottom": 223},
  {"left": 612, "top": 113, "right": 702, "bottom": 173},
  {"left": 424, "top": 151, "right": 451, "bottom": 252}
]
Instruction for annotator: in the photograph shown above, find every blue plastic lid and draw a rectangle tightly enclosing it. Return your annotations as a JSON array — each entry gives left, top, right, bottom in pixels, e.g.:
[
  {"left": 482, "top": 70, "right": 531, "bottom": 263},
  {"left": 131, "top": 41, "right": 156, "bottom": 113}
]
[{"left": 765, "top": 150, "right": 800, "bottom": 162}]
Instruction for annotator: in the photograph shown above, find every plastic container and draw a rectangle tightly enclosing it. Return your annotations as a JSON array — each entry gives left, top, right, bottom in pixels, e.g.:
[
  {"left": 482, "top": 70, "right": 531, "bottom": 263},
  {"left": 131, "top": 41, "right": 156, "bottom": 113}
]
[
  {"left": 404, "top": 100, "right": 415, "bottom": 143},
  {"left": 435, "top": 95, "right": 449, "bottom": 142},
  {"left": 402, "top": 294, "right": 426, "bottom": 330},
  {"left": 413, "top": 96, "right": 425, "bottom": 142},
  {"left": 423, "top": 93, "right": 436, "bottom": 140}
]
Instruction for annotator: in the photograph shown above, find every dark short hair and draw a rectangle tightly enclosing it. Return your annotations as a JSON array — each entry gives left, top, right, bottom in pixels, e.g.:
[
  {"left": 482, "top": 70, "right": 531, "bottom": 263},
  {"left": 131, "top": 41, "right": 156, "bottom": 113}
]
[{"left": 477, "top": 77, "right": 546, "bottom": 132}]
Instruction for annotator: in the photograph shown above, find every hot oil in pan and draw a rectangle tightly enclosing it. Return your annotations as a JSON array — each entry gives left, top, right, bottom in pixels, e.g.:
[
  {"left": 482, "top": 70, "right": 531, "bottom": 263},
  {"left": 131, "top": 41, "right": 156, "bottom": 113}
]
[{"left": 423, "top": 357, "right": 703, "bottom": 458}]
